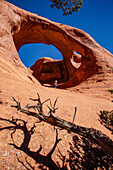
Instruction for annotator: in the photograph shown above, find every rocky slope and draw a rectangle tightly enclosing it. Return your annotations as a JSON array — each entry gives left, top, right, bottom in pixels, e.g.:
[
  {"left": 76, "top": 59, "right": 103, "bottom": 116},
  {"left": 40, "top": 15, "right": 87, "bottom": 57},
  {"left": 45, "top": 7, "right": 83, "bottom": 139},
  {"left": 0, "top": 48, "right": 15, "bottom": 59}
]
[{"left": 0, "top": 0, "right": 113, "bottom": 169}]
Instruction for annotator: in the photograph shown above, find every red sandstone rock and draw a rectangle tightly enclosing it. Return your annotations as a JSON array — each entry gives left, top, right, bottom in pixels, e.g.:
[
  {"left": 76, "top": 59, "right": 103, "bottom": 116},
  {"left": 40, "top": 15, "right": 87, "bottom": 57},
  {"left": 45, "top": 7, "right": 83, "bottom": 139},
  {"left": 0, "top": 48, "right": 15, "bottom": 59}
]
[
  {"left": 30, "top": 57, "right": 67, "bottom": 86},
  {"left": 0, "top": 0, "right": 113, "bottom": 88},
  {"left": 0, "top": 1, "right": 113, "bottom": 169}
]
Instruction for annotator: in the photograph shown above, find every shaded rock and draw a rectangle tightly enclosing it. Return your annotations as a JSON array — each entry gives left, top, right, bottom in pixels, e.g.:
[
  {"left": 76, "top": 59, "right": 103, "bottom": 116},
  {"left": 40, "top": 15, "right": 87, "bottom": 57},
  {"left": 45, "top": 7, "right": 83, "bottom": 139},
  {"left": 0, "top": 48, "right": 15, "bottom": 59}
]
[
  {"left": 30, "top": 57, "right": 68, "bottom": 85},
  {"left": 0, "top": 2, "right": 113, "bottom": 169},
  {"left": 0, "top": 0, "right": 113, "bottom": 88}
]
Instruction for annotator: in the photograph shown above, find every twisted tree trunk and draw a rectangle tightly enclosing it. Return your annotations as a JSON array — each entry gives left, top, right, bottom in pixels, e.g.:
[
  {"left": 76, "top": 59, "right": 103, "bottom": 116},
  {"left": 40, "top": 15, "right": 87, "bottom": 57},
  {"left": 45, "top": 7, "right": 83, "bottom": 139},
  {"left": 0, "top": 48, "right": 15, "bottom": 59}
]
[{"left": 11, "top": 94, "right": 113, "bottom": 157}]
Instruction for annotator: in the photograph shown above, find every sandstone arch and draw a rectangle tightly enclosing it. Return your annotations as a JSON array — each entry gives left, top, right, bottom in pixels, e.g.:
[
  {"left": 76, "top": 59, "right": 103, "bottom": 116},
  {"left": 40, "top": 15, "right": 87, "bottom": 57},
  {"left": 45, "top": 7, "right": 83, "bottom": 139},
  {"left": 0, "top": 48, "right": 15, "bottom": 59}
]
[{"left": 0, "top": 0, "right": 113, "bottom": 88}]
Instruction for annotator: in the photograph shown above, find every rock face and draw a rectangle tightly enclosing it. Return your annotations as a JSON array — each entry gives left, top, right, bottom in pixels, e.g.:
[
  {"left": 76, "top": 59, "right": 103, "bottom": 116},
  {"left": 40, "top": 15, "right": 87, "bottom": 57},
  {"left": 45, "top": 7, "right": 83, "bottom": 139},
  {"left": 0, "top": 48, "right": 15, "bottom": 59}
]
[
  {"left": 0, "top": 1, "right": 113, "bottom": 169},
  {"left": 30, "top": 57, "right": 68, "bottom": 85},
  {"left": 0, "top": 0, "right": 113, "bottom": 88}
]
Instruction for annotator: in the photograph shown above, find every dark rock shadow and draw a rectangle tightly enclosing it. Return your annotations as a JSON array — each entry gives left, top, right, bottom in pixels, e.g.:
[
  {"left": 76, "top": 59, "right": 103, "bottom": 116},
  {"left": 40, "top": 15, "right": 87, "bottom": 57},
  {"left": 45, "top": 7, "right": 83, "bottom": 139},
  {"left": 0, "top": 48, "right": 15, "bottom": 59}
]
[
  {"left": 0, "top": 117, "right": 113, "bottom": 169},
  {"left": 0, "top": 117, "right": 67, "bottom": 170},
  {"left": 67, "top": 135, "right": 113, "bottom": 169},
  {"left": 97, "top": 112, "right": 113, "bottom": 134},
  {"left": 98, "top": 118, "right": 113, "bottom": 134}
]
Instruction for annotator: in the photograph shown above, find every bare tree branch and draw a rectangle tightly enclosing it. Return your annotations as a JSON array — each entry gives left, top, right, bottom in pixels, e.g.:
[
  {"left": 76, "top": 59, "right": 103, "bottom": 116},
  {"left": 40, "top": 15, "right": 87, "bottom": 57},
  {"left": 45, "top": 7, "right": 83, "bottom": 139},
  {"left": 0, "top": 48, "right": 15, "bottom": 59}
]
[
  {"left": 11, "top": 94, "right": 113, "bottom": 157},
  {"left": 72, "top": 106, "right": 77, "bottom": 124}
]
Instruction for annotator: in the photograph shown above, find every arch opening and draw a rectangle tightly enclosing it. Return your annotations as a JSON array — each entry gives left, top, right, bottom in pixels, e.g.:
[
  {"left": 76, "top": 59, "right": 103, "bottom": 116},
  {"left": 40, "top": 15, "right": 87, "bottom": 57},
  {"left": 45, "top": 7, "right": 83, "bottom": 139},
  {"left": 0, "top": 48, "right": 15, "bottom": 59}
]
[
  {"left": 18, "top": 43, "right": 69, "bottom": 87},
  {"left": 18, "top": 43, "right": 63, "bottom": 68},
  {"left": 70, "top": 50, "right": 82, "bottom": 69},
  {"left": 12, "top": 18, "right": 89, "bottom": 88}
]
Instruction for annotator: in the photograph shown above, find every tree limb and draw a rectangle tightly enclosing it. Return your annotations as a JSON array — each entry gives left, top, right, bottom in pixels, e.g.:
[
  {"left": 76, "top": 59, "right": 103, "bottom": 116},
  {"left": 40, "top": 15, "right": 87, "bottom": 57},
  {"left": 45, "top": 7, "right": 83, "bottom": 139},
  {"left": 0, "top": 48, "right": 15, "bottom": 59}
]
[{"left": 11, "top": 94, "right": 113, "bottom": 157}]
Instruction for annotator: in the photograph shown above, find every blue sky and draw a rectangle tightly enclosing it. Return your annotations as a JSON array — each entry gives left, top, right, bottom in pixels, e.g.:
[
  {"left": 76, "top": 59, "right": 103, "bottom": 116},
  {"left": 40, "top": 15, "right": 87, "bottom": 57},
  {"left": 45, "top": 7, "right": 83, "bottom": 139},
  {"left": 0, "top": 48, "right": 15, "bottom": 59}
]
[{"left": 7, "top": 0, "right": 113, "bottom": 67}]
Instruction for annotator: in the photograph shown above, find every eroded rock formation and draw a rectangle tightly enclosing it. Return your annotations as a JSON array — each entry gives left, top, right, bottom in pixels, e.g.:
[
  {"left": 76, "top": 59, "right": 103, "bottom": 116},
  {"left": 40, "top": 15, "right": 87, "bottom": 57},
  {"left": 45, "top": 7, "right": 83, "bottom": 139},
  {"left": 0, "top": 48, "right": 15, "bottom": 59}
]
[
  {"left": 0, "top": 0, "right": 113, "bottom": 88},
  {"left": 0, "top": 1, "right": 113, "bottom": 169}
]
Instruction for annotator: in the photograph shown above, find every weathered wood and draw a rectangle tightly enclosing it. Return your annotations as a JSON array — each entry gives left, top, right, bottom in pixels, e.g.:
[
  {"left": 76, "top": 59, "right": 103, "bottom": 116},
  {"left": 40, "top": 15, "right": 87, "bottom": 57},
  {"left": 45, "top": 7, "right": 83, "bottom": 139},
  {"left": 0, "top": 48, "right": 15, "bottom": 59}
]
[
  {"left": 11, "top": 95, "right": 113, "bottom": 157},
  {"left": 72, "top": 107, "right": 77, "bottom": 124}
]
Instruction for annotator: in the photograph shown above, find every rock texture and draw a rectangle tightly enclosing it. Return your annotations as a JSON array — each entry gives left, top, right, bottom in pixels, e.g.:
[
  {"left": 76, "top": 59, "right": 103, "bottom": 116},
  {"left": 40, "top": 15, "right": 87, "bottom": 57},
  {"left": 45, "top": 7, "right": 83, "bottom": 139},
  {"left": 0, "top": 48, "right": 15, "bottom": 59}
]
[
  {"left": 30, "top": 57, "right": 68, "bottom": 85},
  {"left": 0, "top": 0, "right": 113, "bottom": 88},
  {"left": 0, "top": 1, "right": 113, "bottom": 169}
]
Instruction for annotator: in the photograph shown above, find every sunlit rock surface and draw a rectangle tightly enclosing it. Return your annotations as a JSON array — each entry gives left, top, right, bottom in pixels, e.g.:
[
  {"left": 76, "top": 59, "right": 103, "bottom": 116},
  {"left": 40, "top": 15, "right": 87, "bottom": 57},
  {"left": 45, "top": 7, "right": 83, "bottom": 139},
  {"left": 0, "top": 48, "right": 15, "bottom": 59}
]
[
  {"left": 0, "top": 0, "right": 113, "bottom": 88},
  {"left": 0, "top": 1, "right": 113, "bottom": 169}
]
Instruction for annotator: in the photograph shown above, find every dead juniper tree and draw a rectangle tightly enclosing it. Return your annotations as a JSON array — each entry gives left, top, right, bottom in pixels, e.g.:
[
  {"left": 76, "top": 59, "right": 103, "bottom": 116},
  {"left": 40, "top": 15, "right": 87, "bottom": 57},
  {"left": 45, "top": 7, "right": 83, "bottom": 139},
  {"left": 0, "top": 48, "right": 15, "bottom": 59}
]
[{"left": 9, "top": 93, "right": 113, "bottom": 158}]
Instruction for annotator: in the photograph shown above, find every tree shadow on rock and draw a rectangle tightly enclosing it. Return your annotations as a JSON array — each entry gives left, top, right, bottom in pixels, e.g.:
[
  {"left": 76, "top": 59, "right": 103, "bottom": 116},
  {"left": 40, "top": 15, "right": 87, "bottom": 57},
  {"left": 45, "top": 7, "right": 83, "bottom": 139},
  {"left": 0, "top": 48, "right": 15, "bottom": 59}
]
[
  {"left": 1, "top": 117, "right": 113, "bottom": 169},
  {"left": 67, "top": 135, "right": 113, "bottom": 169},
  {"left": 98, "top": 110, "right": 113, "bottom": 134},
  {"left": 0, "top": 117, "right": 67, "bottom": 170}
]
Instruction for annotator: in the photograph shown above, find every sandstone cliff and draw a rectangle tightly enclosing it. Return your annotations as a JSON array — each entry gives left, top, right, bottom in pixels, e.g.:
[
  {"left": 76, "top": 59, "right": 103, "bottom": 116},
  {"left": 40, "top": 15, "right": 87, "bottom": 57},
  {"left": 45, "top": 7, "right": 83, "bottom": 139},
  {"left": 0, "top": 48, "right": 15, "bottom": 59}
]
[
  {"left": 0, "top": 1, "right": 113, "bottom": 169},
  {"left": 0, "top": 0, "right": 113, "bottom": 88}
]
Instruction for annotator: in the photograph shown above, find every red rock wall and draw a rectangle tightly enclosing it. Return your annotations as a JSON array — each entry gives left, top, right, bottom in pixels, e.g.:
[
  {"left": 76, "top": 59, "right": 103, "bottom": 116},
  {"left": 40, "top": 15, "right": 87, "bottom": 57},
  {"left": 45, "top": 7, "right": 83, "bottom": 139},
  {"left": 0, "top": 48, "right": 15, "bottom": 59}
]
[{"left": 0, "top": 0, "right": 113, "bottom": 88}]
